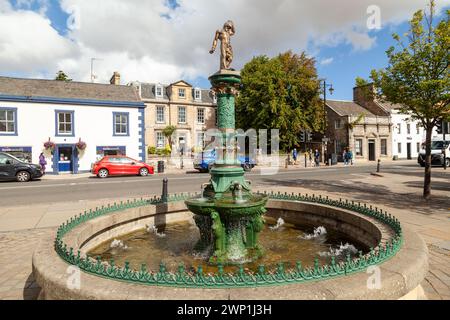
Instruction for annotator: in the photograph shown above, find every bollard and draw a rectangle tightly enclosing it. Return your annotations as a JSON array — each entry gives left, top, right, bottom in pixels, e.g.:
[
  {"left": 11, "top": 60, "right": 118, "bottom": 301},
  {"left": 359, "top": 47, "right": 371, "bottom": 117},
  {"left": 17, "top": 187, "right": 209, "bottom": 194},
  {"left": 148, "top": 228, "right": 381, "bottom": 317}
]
[
  {"left": 377, "top": 159, "right": 381, "bottom": 173},
  {"left": 162, "top": 178, "right": 168, "bottom": 203},
  {"left": 305, "top": 154, "right": 307, "bottom": 168},
  {"left": 328, "top": 158, "right": 332, "bottom": 167}
]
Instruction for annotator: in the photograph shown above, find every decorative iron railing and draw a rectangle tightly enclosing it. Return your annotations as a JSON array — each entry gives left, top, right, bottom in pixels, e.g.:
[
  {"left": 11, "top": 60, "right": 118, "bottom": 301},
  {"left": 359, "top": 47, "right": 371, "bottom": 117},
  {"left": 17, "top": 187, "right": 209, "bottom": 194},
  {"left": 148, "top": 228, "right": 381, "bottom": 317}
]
[{"left": 54, "top": 192, "right": 402, "bottom": 288}]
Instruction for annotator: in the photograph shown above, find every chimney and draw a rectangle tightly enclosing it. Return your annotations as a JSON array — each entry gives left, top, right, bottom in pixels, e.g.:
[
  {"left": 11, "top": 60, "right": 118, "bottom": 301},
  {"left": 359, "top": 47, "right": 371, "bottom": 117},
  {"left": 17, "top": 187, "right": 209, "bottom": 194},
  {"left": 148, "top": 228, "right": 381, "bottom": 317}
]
[
  {"left": 110, "top": 72, "right": 121, "bottom": 85},
  {"left": 353, "top": 83, "right": 388, "bottom": 116}
]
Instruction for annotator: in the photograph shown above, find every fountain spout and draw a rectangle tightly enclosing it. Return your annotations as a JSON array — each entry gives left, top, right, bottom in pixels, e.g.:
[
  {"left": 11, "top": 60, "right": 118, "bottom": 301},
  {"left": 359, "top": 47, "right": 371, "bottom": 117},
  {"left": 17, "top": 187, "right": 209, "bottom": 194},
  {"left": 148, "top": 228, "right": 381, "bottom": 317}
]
[{"left": 232, "top": 181, "right": 245, "bottom": 204}]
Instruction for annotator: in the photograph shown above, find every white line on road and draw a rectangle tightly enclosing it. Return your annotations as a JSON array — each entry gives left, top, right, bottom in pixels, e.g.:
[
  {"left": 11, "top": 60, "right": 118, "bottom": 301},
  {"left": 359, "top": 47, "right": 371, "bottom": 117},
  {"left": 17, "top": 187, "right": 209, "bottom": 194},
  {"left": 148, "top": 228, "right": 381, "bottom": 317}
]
[{"left": 0, "top": 169, "right": 340, "bottom": 191}]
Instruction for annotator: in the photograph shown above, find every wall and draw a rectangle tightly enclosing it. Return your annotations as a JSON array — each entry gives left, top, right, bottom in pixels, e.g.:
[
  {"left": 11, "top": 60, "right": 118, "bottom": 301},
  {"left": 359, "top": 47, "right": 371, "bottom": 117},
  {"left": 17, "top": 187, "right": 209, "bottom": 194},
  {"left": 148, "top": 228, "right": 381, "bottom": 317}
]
[
  {"left": 0, "top": 101, "right": 142, "bottom": 173},
  {"left": 391, "top": 112, "right": 423, "bottom": 159}
]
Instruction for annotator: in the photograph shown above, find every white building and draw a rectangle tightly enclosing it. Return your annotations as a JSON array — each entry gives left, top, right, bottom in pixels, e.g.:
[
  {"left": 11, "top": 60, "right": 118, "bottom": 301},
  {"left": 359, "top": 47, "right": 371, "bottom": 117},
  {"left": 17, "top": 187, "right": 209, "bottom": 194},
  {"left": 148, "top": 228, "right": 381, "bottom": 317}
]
[
  {"left": 375, "top": 102, "right": 424, "bottom": 160},
  {"left": 0, "top": 76, "right": 145, "bottom": 174}
]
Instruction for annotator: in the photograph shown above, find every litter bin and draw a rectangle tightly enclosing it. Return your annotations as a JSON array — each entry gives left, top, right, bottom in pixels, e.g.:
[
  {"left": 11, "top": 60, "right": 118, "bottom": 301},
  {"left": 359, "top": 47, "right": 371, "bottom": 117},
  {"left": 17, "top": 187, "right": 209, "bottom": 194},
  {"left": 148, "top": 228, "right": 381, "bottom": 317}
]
[
  {"left": 157, "top": 161, "right": 165, "bottom": 173},
  {"left": 328, "top": 154, "right": 338, "bottom": 166}
]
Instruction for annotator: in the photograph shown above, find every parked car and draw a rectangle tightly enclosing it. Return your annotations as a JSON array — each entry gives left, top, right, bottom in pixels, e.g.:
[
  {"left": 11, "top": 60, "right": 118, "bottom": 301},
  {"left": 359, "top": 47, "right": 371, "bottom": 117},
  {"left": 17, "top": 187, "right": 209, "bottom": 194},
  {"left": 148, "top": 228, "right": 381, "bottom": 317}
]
[
  {"left": 193, "top": 149, "right": 256, "bottom": 173},
  {"left": 418, "top": 138, "right": 450, "bottom": 167},
  {"left": 91, "top": 156, "right": 154, "bottom": 178},
  {"left": 0, "top": 152, "right": 43, "bottom": 182}
]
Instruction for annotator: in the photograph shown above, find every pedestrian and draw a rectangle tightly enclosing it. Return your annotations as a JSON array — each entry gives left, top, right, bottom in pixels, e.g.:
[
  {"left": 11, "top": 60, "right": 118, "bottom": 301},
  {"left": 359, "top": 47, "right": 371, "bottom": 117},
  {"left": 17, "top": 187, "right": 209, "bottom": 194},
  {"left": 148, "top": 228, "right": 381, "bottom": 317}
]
[
  {"left": 292, "top": 148, "right": 298, "bottom": 165},
  {"left": 343, "top": 148, "right": 349, "bottom": 166},
  {"left": 348, "top": 148, "right": 354, "bottom": 165},
  {"left": 314, "top": 149, "right": 320, "bottom": 167},
  {"left": 39, "top": 152, "right": 47, "bottom": 175}
]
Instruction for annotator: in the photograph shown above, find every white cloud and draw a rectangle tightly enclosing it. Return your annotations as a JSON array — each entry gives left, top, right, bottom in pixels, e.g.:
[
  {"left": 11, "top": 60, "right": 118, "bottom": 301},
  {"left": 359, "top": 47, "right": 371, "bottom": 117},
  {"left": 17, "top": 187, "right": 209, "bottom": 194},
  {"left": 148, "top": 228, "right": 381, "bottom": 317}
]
[
  {"left": 0, "top": 0, "right": 449, "bottom": 85},
  {"left": 320, "top": 57, "right": 334, "bottom": 66}
]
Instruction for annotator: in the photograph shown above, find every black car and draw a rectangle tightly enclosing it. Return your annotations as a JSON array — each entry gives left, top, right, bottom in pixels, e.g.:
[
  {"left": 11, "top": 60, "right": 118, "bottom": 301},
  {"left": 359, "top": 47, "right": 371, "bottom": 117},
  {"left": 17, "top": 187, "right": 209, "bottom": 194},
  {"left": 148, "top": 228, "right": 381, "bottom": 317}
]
[{"left": 0, "top": 152, "right": 43, "bottom": 182}]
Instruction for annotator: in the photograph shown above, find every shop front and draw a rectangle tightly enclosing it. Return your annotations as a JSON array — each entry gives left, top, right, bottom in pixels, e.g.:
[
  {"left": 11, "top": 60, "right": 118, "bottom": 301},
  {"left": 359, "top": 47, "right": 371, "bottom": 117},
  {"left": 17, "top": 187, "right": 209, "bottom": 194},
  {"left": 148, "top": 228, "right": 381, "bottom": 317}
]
[
  {"left": 52, "top": 144, "right": 79, "bottom": 174},
  {"left": 0, "top": 146, "right": 33, "bottom": 163}
]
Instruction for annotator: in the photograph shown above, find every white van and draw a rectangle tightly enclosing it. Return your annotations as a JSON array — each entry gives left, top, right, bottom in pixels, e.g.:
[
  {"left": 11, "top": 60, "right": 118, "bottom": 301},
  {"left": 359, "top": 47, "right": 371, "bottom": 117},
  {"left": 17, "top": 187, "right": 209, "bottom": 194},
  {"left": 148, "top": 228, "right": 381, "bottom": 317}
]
[{"left": 418, "top": 136, "right": 450, "bottom": 167}]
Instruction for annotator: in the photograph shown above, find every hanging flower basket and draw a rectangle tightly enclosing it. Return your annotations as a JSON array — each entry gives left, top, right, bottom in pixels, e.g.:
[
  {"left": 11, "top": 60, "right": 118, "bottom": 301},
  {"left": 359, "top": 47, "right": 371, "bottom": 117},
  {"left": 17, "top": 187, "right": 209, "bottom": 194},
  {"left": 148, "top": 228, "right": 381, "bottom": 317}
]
[
  {"left": 76, "top": 139, "right": 87, "bottom": 151},
  {"left": 44, "top": 138, "right": 56, "bottom": 151}
]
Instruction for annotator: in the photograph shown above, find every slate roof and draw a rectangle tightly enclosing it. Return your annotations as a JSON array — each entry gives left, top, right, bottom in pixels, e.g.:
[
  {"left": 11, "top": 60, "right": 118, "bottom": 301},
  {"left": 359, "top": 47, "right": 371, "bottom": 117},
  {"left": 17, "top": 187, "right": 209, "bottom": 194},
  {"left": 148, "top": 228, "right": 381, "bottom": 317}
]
[
  {"left": 326, "top": 100, "right": 375, "bottom": 117},
  {"left": 0, "top": 76, "right": 142, "bottom": 103},
  {"left": 140, "top": 83, "right": 215, "bottom": 104},
  {"left": 375, "top": 100, "right": 405, "bottom": 112}
]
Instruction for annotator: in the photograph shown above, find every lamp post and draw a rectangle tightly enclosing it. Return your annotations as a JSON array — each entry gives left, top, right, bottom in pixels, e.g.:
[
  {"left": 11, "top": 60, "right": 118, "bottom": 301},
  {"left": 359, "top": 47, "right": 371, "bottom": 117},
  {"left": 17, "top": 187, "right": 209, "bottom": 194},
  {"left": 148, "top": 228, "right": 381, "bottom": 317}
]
[{"left": 321, "top": 80, "right": 334, "bottom": 164}]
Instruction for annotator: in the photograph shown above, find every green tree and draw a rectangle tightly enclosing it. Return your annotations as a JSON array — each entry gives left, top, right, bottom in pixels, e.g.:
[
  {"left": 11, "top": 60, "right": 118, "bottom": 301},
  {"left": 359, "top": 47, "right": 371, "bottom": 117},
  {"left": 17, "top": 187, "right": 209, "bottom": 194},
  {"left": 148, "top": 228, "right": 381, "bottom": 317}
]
[
  {"left": 162, "top": 125, "right": 177, "bottom": 148},
  {"left": 370, "top": 1, "right": 449, "bottom": 199},
  {"left": 55, "top": 70, "right": 72, "bottom": 82},
  {"left": 236, "top": 51, "right": 323, "bottom": 152}
]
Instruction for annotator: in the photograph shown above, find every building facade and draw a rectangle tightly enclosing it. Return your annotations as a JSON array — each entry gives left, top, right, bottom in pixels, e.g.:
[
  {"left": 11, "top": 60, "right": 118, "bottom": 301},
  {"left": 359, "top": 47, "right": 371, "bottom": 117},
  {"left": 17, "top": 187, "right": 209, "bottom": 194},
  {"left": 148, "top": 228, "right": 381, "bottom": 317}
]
[
  {"left": 325, "top": 100, "right": 392, "bottom": 162},
  {"left": 134, "top": 80, "right": 217, "bottom": 155},
  {"left": 0, "top": 76, "right": 145, "bottom": 174}
]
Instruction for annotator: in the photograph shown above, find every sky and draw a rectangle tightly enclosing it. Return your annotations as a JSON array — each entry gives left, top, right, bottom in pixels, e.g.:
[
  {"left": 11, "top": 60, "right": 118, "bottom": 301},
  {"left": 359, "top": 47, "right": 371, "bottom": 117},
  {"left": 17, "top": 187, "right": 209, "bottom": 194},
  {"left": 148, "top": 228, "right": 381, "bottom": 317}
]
[{"left": 0, "top": 0, "right": 449, "bottom": 100}]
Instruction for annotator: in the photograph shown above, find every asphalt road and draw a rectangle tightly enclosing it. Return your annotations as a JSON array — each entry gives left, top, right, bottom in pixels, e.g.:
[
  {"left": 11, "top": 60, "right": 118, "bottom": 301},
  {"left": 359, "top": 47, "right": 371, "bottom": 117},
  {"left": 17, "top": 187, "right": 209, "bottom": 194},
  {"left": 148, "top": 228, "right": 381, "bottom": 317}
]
[{"left": 0, "top": 162, "right": 447, "bottom": 207}]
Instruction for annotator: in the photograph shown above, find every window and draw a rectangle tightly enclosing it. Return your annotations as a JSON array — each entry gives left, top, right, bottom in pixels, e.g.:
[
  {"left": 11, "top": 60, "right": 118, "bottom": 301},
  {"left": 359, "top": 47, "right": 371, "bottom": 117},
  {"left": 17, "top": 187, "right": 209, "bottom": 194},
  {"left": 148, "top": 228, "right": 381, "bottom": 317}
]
[
  {"left": 398, "top": 143, "right": 402, "bottom": 154},
  {"left": 381, "top": 139, "right": 387, "bottom": 155},
  {"left": 197, "top": 108, "right": 205, "bottom": 124},
  {"left": 113, "top": 112, "right": 129, "bottom": 136},
  {"left": 156, "top": 85, "right": 163, "bottom": 98},
  {"left": 197, "top": 132, "right": 205, "bottom": 148},
  {"left": 178, "top": 106, "right": 186, "bottom": 124},
  {"left": 355, "top": 139, "right": 363, "bottom": 156},
  {"left": 397, "top": 123, "right": 401, "bottom": 134},
  {"left": 416, "top": 124, "right": 420, "bottom": 135},
  {"left": 417, "top": 143, "right": 421, "bottom": 153},
  {"left": 156, "top": 132, "right": 165, "bottom": 148},
  {"left": 178, "top": 88, "right": 186, "bottom": 98},
  {"left": 335, "top": 119, "right": 343, "bottom": 129},
  {"left": 407, "top": 123, "right": 411, "bottom": 135},
  {"left": 0, "top": 153, "right": 13, "bottom": 164},
  {"left": 56, "top": 111, "right": 74, "bottom": 136},
  {"left": 194, "top": 89, "right": 202, "bottom": 100},
  {"left": 0, "top": 108, "right": 17, "bottom": 135},
  {"left": 156, "top": 106, "right": 165, "bottom": 124}
]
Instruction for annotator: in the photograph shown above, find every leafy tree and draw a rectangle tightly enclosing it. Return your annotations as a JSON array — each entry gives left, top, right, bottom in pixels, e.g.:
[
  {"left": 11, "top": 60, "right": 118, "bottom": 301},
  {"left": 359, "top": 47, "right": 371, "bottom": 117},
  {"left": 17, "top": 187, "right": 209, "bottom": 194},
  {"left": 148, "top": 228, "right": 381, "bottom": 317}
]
[
  {"left": 162, "top": 125, "right": 177, "bottom": 148},
  {"left": 370, "top": 1, "right": 449, "bottom": 199},
  {"left": 55, "top": 70, "right": 72, "bottom": 82},
  {"left": 236, "top": 51, "right": 323, "bottom": 152}
]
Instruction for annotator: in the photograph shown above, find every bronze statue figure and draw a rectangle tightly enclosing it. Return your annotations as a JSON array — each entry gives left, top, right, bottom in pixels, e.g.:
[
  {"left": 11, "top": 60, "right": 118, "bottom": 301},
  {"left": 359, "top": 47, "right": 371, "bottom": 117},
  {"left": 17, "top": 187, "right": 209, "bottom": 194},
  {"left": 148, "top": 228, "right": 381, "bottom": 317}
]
[{"left": 209, "top": 20, "right": 235, "bottom": 70}]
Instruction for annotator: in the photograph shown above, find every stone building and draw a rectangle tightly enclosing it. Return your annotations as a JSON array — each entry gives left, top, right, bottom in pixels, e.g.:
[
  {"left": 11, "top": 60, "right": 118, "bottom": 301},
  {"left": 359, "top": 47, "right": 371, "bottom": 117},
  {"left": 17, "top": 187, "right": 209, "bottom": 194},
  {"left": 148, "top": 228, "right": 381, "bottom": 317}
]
[
  {"left": 325, "top": 97, "right": 392, "bottom": 162},
  {"left": 128, "top": 80, "right": 216, "bottom": 155}
]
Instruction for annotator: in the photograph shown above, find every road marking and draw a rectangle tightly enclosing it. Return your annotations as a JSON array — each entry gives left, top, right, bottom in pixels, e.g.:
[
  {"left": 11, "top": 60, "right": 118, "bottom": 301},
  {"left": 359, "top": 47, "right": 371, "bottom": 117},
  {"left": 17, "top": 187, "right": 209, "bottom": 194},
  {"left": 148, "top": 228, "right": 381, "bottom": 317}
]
[
  {"left": 0, "top": 169, "right": 341, "bottom": 191},
  {"left": 351, "top": 174, "right": 369, "bottom": 178}
]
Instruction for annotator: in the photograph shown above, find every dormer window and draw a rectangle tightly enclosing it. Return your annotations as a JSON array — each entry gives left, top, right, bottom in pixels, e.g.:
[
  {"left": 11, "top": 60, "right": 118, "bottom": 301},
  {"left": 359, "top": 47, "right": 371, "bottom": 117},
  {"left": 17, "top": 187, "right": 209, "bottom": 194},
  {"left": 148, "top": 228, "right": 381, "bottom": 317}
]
[
  {"left": 178, "top": 88, "right": 186, "bottom": 99},
  {"left": 194, "top": 88, "right": 202, "bottom": 101},
  {"left": 156, "top": 85, "right": 163, "bottom": 98}
]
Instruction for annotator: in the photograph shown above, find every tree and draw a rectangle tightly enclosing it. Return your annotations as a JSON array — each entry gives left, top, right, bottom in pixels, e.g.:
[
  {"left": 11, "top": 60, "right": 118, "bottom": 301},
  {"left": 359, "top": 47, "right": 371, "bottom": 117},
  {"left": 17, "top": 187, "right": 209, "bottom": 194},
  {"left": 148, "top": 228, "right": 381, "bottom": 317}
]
[
  {"left": 162, "top": 125, "right": 177, "bottom": 148},
  {"left": 236, "top": 51, "right": 323, "bottom": 152},
  {"left": 370, "top": 1, "right": 449, "bottom": 199},
  {"left": 55, "top": 70, "right": 72, "bottom": 82}
]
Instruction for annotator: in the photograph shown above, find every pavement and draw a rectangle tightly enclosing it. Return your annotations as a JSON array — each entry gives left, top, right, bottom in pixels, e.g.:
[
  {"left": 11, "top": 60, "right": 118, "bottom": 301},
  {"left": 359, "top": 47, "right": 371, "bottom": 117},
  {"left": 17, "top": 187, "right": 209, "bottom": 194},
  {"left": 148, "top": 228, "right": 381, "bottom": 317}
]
[{"left": 0, "top": 160, "right": 449, "bottom": 300}]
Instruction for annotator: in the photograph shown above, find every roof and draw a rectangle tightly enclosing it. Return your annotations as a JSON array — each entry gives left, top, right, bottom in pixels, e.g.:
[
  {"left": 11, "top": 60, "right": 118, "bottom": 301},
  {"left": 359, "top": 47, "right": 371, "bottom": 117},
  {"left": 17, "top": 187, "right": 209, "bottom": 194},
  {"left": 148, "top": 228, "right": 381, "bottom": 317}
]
[
  {"left": 375, "top": 100, "right": 405, "bottom": 112},
  {"left": 326, "top": 100, "right": 375, "bottom": 117},
  {"left": 0, "top": 76, "right": 143, "bottom": 107},
  {"left": 140, "top": 83, "right": 215, "bottom": 104}
]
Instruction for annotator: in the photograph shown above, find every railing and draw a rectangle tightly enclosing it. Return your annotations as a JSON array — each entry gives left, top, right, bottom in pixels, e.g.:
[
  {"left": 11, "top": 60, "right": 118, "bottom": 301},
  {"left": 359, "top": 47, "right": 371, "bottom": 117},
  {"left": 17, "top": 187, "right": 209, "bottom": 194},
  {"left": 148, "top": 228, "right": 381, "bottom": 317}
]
[{"left": 54, "top": 192, "right": 402, "bottom": 288}]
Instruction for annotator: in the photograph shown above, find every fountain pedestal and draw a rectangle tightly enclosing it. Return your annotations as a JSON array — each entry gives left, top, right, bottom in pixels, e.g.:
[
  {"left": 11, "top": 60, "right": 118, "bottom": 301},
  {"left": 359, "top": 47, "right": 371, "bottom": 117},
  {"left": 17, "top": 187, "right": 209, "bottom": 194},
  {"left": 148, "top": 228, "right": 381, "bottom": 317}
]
[{"left": 185, "top": 70, "right": 268, "bottom": 265}]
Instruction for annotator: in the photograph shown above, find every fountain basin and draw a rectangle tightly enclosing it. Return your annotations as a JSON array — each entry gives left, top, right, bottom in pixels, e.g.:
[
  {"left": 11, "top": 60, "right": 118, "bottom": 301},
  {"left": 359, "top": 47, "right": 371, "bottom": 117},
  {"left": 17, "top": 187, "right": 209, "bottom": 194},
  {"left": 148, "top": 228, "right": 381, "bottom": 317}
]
[{"left": 32, "top": 194, "right": 428, "bottom": 300}]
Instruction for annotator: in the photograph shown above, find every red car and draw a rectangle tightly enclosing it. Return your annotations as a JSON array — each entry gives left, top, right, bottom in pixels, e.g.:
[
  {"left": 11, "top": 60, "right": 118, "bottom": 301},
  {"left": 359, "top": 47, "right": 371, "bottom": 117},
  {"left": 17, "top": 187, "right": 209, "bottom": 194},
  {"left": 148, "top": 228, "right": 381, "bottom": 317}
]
[{"left": 91, "top": 156, "right": 154, "bottom": 178}]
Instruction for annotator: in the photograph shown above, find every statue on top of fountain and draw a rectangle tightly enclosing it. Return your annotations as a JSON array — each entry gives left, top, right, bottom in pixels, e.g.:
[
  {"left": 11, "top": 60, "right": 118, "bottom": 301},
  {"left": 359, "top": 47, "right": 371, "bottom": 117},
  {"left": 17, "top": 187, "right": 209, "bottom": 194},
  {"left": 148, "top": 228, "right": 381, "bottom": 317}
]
[{"left": 209, "top": 20, "right": 235, "bottom": 70}]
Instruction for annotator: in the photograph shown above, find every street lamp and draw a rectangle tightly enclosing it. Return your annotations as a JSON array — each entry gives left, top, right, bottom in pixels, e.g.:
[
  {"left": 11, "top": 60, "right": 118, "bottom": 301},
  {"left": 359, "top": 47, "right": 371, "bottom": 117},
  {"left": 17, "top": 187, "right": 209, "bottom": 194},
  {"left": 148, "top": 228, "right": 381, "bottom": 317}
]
[{"left": 321, "top": 79, "right": 334, "bottom": 164}]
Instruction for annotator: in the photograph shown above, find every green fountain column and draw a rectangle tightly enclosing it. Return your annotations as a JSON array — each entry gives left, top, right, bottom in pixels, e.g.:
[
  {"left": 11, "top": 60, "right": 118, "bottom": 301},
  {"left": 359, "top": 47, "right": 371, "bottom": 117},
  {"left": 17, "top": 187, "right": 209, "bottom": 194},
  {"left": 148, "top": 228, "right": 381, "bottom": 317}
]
[{"left": 185, "top": 70, "right": 268, "bottom": 265}]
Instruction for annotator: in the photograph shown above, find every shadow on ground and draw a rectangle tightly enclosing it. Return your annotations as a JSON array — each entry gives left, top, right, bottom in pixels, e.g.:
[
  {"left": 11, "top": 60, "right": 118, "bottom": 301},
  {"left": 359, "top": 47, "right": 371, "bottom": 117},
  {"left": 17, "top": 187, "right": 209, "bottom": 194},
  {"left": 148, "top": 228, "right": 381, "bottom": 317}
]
[
  {"left": 22, "top": 273, "right": 41, "bottom": 300},
  {"left": 260, "top": 178, "right": 450, "bottom": 216}
]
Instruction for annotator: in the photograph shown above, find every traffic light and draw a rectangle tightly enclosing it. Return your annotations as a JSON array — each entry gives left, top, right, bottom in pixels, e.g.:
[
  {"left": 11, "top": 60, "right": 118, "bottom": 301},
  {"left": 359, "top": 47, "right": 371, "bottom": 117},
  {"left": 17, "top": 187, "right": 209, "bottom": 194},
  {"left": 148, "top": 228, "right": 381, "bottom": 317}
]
[
  {"left": 306, "top": 131, "right": 312, "bottom": 142},
  {"left": 436, "top": 120, "right": 443, "bottom": 134},
  {"left": 300, "top": 131, "right": 305, "bottom": 143}
]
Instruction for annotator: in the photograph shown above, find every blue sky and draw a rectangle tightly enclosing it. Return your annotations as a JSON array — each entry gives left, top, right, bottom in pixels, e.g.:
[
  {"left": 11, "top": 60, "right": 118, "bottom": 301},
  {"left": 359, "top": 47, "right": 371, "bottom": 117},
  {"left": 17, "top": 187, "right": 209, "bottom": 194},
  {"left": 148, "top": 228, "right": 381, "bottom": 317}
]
[{"left": 1, "top": 0, "right": 448, "bottom": 101}]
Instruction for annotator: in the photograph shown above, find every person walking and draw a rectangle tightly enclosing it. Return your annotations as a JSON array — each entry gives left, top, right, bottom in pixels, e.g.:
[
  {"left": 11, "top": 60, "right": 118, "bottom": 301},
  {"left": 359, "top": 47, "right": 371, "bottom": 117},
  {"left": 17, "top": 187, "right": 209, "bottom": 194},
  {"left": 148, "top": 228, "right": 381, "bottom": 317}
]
[
  {"left": 39, "top": 152, "right": 47, "bottom": 175},
  {"left": 314, "top": 149, "right": 320, "bottom": 167},
  {"left": 348, "top": 148, "right": 354, "bottom": 165},
  {"left": 292, "top": 148, "right": 298, "bottom": 165},
  {"left": 343, "top": 148, "right": 349, "bottom": 166}
]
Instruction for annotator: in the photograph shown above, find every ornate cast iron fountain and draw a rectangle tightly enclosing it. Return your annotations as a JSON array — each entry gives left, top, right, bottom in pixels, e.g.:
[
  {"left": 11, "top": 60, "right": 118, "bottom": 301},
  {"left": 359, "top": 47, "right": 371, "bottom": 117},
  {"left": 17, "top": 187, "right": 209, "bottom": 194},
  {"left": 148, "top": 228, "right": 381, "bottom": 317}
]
[{"left": 185, "top": 21, "right": 268, "bottom": 264}]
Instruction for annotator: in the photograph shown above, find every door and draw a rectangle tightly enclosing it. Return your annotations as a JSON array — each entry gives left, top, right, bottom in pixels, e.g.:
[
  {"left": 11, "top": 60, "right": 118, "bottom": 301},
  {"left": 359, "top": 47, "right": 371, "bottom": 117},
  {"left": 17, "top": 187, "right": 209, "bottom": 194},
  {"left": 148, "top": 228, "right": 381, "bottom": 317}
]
[
  {"left": 57, "top": 146, "right": 73, "bottom": 172},
  {"left": 107, "top": 157, "right": 124, "bottom": 175},
  {"left": 121, "top": 157, "right": 140, "bottom": 175},
  {"left": 368, "top": 140, "right": 376, "bottom": 161},
  {"left": 0, "top": 153, "right": 15, "bottom": 179},
  {"left": 407, "top": 143, "right": 412, "bottom": 160}
]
